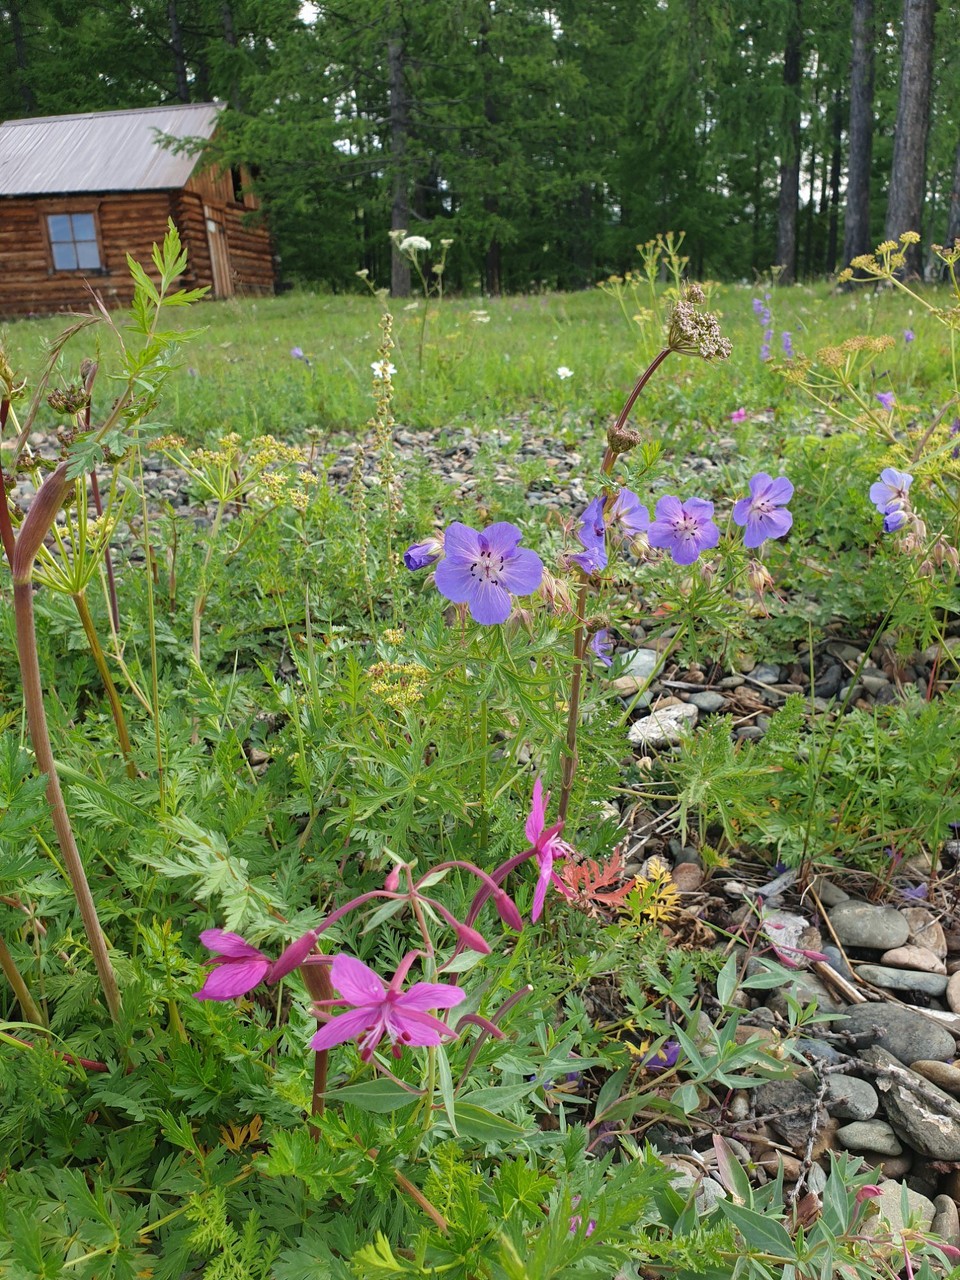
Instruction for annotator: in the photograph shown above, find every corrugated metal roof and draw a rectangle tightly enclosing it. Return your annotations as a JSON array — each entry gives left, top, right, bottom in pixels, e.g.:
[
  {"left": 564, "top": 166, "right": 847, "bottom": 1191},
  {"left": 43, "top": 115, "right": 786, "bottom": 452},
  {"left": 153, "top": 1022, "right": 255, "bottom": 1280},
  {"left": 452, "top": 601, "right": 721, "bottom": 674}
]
[{"left": 0, "top": 103, "right": 220, "bottom": 197}]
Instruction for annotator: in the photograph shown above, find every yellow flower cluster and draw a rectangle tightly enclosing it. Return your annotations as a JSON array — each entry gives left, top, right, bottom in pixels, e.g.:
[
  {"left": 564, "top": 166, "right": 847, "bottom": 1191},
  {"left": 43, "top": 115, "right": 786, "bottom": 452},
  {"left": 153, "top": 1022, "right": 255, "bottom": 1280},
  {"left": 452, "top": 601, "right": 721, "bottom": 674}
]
[
  {"left": 816, "top": 335, "right": 895, "bottom": 368},
  {"left": 368, "top": 660, "right": 429, "bottom": 710},
  {"left": 837, "top": 230, "right": 921, "bottom": 282}
]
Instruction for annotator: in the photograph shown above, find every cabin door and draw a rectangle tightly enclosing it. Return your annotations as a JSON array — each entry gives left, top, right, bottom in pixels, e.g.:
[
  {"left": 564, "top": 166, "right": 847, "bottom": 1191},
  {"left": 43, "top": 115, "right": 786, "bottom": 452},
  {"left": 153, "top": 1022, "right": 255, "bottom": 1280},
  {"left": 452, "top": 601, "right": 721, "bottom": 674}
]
[{"left": 204, "top": 206, "right": 234, "bottom": 298}]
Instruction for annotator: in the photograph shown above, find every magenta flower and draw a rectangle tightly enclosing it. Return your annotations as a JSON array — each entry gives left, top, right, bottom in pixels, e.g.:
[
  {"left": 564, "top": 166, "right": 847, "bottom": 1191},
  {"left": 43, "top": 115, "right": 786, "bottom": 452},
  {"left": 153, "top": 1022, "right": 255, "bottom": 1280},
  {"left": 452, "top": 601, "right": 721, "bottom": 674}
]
[
  {"left": 608, "top": 488, "right": 650, "bottom": 541},
  {"left": 571, "top": 495, "right": 608, "bottom": 574},
  {"left": 732, "top": 473, "right": 793, "bottom": 548},
  {"left": 590, "top": 629, "right": 613, "bottom": 667},
  {"left": 194, "top": 930, "right": 271, "bottom": 1000},
  {"left": 729, "top": 407, "right": 747, "bottom": 423},
  {"left": 194, "top": 928, "right": 321, "bottom": 1000},
  {"left": 435, "top": 522, "right": 543, "bottom": 624},
  {"left": 525, "top": 778, "right": 574, "bottom": 922},
  {"left": 403, "top": 536, "right": 443, "bottom": 570},
  {"left": 876, "top": 391, "right": 896, "bottom": 411},
  {"left": 648, "top": 496, "right": 719, "bottom": 565},
  {"left": 308, "top": 953, "right": 465, "bottom": 1061},
  {"left": 869, "top": 467, "right": 912, "bottom": 514}
]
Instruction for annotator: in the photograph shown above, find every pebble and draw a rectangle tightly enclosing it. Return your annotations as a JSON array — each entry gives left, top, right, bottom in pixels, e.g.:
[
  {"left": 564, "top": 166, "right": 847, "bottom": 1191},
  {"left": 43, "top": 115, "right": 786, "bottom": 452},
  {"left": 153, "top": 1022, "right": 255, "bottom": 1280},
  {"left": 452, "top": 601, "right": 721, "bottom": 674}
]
[
  {"left": 754, "top": 1079, "right": 826, "bottom": 1152},
  {"left": 909, "top": 1059, "right": 960, "bottom": 1095},
  {"left": 687, "top": 690, "right": 725, "bottom": 713},
  {"left": 798, "top": 1037, "right": 842, "bottom": 1065},
  {"left": 821, "top": 944, "right": 855, "bottom": 982},
  {"left": 765, "top": 972, "right": 841, "bottom": 1018},
  {"left": 828, "top": 901, "right": 909, "bottom": 950},
  {"left": 810, "top": 876, "right": 849, "bottom": 906},
  {"left": 879, "top": 945, "right": 946, "bottom": 975},
  {"left": 863, "top": 1047, "right": 960, "bottom": 1160},
  {"left": 932, "top": 1194, "right": 960, "bottom": 1247},
  {"left": 874, "top": 1183, "right": 936, "bottom": 1237},
  {"left": 946, "top": 970, "right": 960, "bottom": 1014},
  {"left": 836, "top": 1119, "right": 903, "bottom": 1156},
  {"left": 841, "top": 1003, "right": 957, "bottom": 1063},
  {"left": 823, "top": 1075, "right": 879, "bottom": 1121},
  {"left": 627, "top": 702, "right": 698, "bottom": 747},
  {"left": 902, "top": 908, "right": 948, "bottom": 959},
  {"left": 611, "top": 676, "right": 653, "bottom": 706},
  {"left": 735, "top": 725, "right": 764, "bottom": 741},
  {"left": 876, "top": 1153, "right": 913, "bottom": 1179},
  {"left": 619, "top": 648, "right": 660, "bottom": 682},
  {"left": 718, "top": 675, "right": 744, "bottom": 689},
  {"left": 856, "top": 964, "right": 948, "bottom": 997},
  {"left": 671, "top": 863, "right": 703, "bottom": 893},
  {"left": 749, "top": 663, "right": 780, "bottom": 684}
]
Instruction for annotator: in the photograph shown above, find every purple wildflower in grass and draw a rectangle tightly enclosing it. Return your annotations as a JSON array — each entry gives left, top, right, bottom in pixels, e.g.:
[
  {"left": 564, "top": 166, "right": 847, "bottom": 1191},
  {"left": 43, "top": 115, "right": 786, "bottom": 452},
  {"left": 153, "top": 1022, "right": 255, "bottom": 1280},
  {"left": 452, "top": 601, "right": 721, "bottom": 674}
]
[
  {"left": 525, "top": 778, "right": 575, "bottom": 922},
  {"left": 900, "top": 883, "right": 928, "bottom": 901},
  {"left": 782, "top": 331, "right": 793, "bottom": 358},
  {"left": 883, "top": 508, "right": 908, "bottom": 533},
  {"left": 403, "top": 536, "right": 443, "bottom": 570},
  {"left": 569, "top": 1197, "right": 596, "bottom": 1237},
  {"left": 570, "top": 495, "right": 608, "bottom": 574},
  {"left": 876, "top": 391, "right": 896, "bottom": 411},
  {"left": 290, "top": 346, "right": 305, "bottom": 360},
  {"left": 309, "top": 953, "right": 465, "bottom": 1061},
  {"left": 648, "top": 496, "right": 720, "bottom": 566},
  {"left": 590, "top": 629, "right": 613, "bottom": 667},
  {"left": 761, "top": 308, "right": 772, "bottom": 327},
  {"left": 732, "top": 473, "right": 794, "bottom": 548},
  {"left": 643, "top": 1040, "right": 680, "bottom": 1073},
  {"left": 904, "top": 328, "right": 915, "bottom": 343},
  {"left": 752, "top": 298, "right": 764, "bottom": 316},
  {"left": 950, "top": 419, "right": 960, "bottom": 460},
  {"left": 608, "top": 488, "right": 650, "bottom": 540},
  {"left": 434, "top": 522, "right": 543, "bottom": 624},
  {"left": 760, "top": 327, "right": 773, "bottom": 361},
  {"left": 869, "top": 468, "right": 913, "bottom": 514}
]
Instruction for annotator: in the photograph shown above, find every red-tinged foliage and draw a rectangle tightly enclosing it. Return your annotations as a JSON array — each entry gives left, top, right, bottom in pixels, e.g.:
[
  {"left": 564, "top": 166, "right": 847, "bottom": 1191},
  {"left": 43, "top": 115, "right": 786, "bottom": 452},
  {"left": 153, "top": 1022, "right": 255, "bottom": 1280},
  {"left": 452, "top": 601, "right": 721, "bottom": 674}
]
[{"left": 558, "top": 849, "right": 635, "bottom": 916}]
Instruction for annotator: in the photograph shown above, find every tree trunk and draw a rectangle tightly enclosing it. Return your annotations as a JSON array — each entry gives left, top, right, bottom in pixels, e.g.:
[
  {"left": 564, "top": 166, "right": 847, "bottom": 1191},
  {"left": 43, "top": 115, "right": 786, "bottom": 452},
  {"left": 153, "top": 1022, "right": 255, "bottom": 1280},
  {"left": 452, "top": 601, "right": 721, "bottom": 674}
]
[
  {"left": 843, "top": 0, "right": 874, "bottom": 271},
  {"left": 388, "top": 35, "right": 411, "bottom": 298},
  {"left": 884, "top": 0, "right": 937, "bottom": 276},
  {"left": 776, "top": 0, "right": 803, "bottom": 284},
  {"left": 8, "top": 0, "right": 36, "bottom": 114},
  {"left": 943, "top": 140, "right": 960, "bottom": 249},
  {"left": 168, "top": 0, "right": 191, "bottom": 103},
  {"left": 826, "top": 89, "right": 843, "bottom": 272}
]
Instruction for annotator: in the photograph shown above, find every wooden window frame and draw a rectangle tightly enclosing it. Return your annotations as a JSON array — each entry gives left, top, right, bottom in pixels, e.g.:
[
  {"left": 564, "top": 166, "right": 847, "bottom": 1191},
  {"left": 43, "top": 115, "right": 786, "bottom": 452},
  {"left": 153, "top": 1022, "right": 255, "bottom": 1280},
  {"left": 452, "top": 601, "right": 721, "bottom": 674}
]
[{"left": 40, "top": 200, "right": 108, "bottom": 276}]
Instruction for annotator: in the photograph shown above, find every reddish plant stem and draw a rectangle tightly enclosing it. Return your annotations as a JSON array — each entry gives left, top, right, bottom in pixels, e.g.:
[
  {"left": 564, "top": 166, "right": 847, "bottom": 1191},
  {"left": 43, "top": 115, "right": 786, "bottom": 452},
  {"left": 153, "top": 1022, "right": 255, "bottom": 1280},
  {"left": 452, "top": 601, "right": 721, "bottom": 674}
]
[
  {"left": 600, "top": 347, "right": 672, "bottom": 471},
  {"left": 300, "top": 961, "right": 334, "bottom": 1130},
  {"left": 3, "top": 1031, "right": 108, "bottom": 1072},
  {"left": 13, "top": 464, "right": 121, "bottom": 1022},
  {"left": 0, "top": 470, "right": 16, "bottom": 568}
]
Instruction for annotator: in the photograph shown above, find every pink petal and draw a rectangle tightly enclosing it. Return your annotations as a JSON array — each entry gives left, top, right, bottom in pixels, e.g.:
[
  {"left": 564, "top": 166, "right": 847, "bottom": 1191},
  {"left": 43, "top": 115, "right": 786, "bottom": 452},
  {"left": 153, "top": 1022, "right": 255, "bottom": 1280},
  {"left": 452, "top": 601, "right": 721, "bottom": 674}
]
[
  {"left": 194, "top": 957, "right": 270, "bottom": 1000},
  {"left": 199, "top": 928, "right": 266, "bottom": 961},
  {"left": 525, "top": 777, "right": 548, "bottom": 844},
  {"left": 308, "top": 1006, "right": 382, "bottom": 1052},
  {"left": 387, "top": 1007, "right": 459, "bottom": 1047},
  {"left": 531, "top": 861, "right": 551, "bottom": 922},
  {"left": 267, "top": 929, "right": 319, "bottom": 983},
  {"left": 396, "top": 981, "right": 466, "bottom": 1012},
  {"left": 330, "top": 953, "right": 386, "bottom": 1004}
]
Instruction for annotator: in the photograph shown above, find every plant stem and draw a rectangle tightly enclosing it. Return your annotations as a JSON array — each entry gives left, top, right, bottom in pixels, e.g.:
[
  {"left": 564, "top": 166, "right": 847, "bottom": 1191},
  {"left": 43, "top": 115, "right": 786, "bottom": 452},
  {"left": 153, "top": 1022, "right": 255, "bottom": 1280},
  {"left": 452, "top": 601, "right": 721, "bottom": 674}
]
[
  {"left": 191, "top": 499, "right": 227, "bottom": 663},
  {"left": 300, "top": 961, "right": 334, "bottom": 1131},
  {"left": 13, "top": 466, "right": 121, "bottom": 1022},
  {"left": 478, "top": 696, "right": 489, "bottom": 848},
  {"left": 0, "top": 934, "right": 46, "bottom": 1026},
  {"left": 558, "top": 582, "right": 589, "bottom": 825},
  {"left": 72, "top": 591, "right": 136, "bottom": 779},
  {"left": 600, "top": 346, "right": 673, "bottom": 472},
  {"left": 89, "top": 470, "right": 121, "bottom": 633}
]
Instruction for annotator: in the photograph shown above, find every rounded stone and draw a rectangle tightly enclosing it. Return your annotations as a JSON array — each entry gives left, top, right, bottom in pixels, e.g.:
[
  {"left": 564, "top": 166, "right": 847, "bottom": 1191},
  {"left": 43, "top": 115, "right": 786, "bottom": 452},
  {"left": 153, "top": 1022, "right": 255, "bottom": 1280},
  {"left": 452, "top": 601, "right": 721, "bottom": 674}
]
[
  {"left": 909, "top": 1060, "right": 960, "bottom": 1095},
  {"left": 902, "top": 908, "right": 947, "bottom": 960},
  {"left": 932, "top": 1194, "right": 960, "bottom": 1247},
  {"left": 836, "top": 1119, "right": 902, "bottom": 1156},
  {"left": 765, "top": 972, "right": 841, "bottom": 1019},
  {"left": 879, "top": 945, "right": 946, "bottom": 975},
  {"left": 828, "top": 902, "right": 909, "bottom": 950},
  {"left": 688, "top": 690, "right": 725, "bottom": 714},
  {"left": 824, "top": 1075, "right": 879, "bottom": 1121},
  {"left": 841, "top": 1003, "right": 957, "bottom": 1064},
  {"left": 874, "top": 1183, "right": 936, "bottom": 1236},
  {"left": 946, "top": 971, "right": 960, "bottom": 1015},
  {"left": 627, "top": 701, "right": 698, "bottom": 747},
  {"left": 856, "top": 964, "right": 948, "bottom": 997}
]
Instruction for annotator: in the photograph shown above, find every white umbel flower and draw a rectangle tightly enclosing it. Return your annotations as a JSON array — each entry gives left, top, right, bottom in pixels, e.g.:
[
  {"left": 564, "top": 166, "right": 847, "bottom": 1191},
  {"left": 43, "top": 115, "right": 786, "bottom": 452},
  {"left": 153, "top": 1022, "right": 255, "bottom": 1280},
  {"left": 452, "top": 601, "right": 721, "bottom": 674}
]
[
  {"left": 556, "top": 366, "right": 573, "bottom": 380},
  {"left": 399, "top": 235, "right": 431, "bottom": 254}
]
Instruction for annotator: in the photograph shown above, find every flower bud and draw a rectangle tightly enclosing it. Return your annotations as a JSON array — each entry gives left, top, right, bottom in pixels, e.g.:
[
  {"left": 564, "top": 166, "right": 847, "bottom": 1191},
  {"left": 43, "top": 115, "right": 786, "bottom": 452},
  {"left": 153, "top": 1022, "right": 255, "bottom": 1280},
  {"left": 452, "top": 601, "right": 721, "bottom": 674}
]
[
  {"left": 403, "top": 536, "right": 443, "bottom": 571},
  {"left": 268, "top": 929, "right": 319, "bottom": 983},
  {"left": 454, "top": 922, "right": 491, "bottom": 954},
  {"left": 384, "top": 866, "right": 401, "bottom": 893},
  {"left": 746, "top": 559, "right": 773, "bottom": 596},
  {"left": 494, "top": 889, "right": 523, "bottom": 932}
]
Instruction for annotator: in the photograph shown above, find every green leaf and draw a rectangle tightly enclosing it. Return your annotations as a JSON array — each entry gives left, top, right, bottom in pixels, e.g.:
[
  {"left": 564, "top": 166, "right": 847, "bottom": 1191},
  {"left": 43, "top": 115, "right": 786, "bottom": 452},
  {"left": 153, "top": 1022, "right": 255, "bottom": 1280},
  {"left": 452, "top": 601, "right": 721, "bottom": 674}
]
[
  {"left": 452, "top": 1102, "right": 529, "bottom": 1143},
  {"left": 716, "top": 955, "right": 737, "bottom": 1008},
  {"left": 349, "top": 1233, "right": 418, "bottom": 1276},
  {"left": 718, "top": 1201, "right": 796, "bottom": 1259},
  {"left": 324, "top": 1079, "right": 419, "bottom": 1114},
  {"left": 712, "top": 1135, "right": 753, "bottom": 1206},
  {"left": 673, "top": 1082, "right": 701, "bottom": 1115}
]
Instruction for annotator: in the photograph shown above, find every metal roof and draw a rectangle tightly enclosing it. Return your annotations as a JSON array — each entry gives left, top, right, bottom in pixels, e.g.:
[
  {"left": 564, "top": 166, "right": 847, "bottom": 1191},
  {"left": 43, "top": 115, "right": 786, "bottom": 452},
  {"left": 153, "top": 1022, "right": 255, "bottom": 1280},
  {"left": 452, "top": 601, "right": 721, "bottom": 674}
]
[{"left": 0, "top": 103, "right": 220, "bottom": 197}]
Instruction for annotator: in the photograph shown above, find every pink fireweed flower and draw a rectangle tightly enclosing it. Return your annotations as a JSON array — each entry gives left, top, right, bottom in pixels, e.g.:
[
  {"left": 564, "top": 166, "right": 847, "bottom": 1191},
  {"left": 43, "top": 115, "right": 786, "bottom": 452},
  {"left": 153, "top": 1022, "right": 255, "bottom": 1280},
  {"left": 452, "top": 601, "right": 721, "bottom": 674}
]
[
  {"left": 435, "top": 521, "right": 543, "bottom": 624},
  {"left": 648, "top": 495, "right": 720, "bottom": 565},
  {"left": 732, "top": 473, "right": 794, "bottom": 548},
  {"left": 194, "top": 929, "right": 271, "bottom": 1000},
  {"left": 194, "top": 928, "right": 321, "bottom": 1000},
  {"left": 525, "top": 778, "right": 575, "bottom": 921},
  {"left": 729, "top": 407, "right": 748, "bottom": 422},
  {"left": 309, "top": 953, "right": 465, "bottom": 1061}
]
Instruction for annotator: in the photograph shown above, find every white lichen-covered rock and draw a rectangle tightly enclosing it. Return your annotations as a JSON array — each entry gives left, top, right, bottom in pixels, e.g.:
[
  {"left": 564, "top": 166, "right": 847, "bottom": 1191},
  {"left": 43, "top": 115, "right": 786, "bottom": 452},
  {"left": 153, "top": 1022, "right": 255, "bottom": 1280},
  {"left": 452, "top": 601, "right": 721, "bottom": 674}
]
[{"left": 627, "top": 702, "right": 698, "bottom": 747}]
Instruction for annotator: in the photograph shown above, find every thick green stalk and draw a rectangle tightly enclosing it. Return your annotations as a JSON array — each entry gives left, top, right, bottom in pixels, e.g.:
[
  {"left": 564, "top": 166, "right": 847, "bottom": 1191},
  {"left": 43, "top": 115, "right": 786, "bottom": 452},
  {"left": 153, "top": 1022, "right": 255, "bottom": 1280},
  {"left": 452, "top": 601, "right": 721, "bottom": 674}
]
[
  {"left": 0, "top": 934, "right": 46, "bottom": 1027},
  {"left": 13, "top": 464, "right": 121, "bottom": 1022}
]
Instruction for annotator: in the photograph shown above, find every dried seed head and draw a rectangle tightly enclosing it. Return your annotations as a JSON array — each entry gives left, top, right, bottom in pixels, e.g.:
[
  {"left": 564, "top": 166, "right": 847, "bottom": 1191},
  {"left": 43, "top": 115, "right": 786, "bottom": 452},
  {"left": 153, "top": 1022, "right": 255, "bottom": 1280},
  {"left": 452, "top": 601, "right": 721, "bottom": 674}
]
[
  {"left": 606, "top": 423, "right": 643, "bottom": 456},
  {"left": 47, "top": 384, "right": 91, "bottom": 415},
  {"left": 667, "top": 285, "right": 732, "bottom": 360}
]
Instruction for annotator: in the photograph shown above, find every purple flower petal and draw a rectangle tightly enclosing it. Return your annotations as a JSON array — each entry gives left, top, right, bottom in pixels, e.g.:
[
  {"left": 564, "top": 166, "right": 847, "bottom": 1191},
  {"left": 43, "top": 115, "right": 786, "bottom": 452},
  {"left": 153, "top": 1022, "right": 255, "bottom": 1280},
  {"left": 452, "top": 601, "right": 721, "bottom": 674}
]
[
  {"left": 309, "top": 1007, "right": 379, "bottom": 1052},
  {"left": 194, "top": 957, "right": 271, "bottom": 1000},
  {"left": 330, "top": 954, "right": 386, "bottom": 1005},
  {"left": 463, "top": 579, "right": 514, "bottom": 624},
  {"left": 498, "top": 545, "right": 544, "bottom": 596},
  {"left": 199, "top": 929, "right": 265, "bottom": 960}
]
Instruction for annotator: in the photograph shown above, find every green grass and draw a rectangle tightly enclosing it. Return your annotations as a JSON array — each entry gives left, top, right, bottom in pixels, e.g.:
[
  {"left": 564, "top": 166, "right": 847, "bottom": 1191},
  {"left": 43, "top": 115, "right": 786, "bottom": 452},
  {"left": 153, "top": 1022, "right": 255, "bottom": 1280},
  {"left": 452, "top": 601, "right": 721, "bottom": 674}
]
[{"left": 2, "top": 281, "right": 953, "bottom": 442}]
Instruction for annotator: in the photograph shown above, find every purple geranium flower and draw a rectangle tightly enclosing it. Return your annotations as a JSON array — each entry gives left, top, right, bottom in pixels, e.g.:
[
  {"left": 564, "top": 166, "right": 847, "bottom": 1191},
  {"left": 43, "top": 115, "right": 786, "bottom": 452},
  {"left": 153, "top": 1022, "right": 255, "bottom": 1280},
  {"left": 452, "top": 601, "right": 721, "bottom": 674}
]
[
  {"left": 309, "top": 953, "right": 465, "bottom": 1061},
  {"left": 608, "top": 488, "right": 650, "bottom": 540},
  {"left": 643, "top": 1039, "right": 680, "bottom": 1073},
  {"left": 899, "top": 883, "right": 928, "bottom": 901},
  {"left": 904, "top": 329, "right": 915, "bottom": 343},
  {"left": 290, "top": 346, "right": 305, "bottom": 360},
  {"left": 760, "top": 328, "right": 773, "bottom": 361},
  {"left": 869, "top": 468, "right": 913, "bottom": 514},
  {"left": 648, "top": 496, "right": 720, "bottom": 565},
  {"left": 782, "top": 331, "right": 793, "bottom": 359},
  {"left": 435, "top": 522, "right": 543, "bottom": 624},
  {"left": 732, "top": 473, "right": 794, "bottom": 549},
  {"left": 571, "top": 495, "right": 608, "bottom": 574},
  {"left": 403, "top": 537, "right": 442, "bottom": 570},
  {"left": 752, "top": 298, "right": 764, "bottom": 316},
  {"left": 876, "top": 391, "right": 896, "bottom": 411},
  {"left": 883, "top": 508, "right": 907, "bottom": 533},
  {"left": 590, "top": 629, "right": 613, "bottom": 667}
]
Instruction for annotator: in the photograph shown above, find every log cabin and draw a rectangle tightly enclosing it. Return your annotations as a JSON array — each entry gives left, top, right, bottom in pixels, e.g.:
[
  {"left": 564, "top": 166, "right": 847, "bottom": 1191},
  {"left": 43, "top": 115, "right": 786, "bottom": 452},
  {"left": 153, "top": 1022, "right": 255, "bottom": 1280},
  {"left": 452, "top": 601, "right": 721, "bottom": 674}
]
[{"left": 0, "top": 102, "right": 275, "bottom": 317}]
